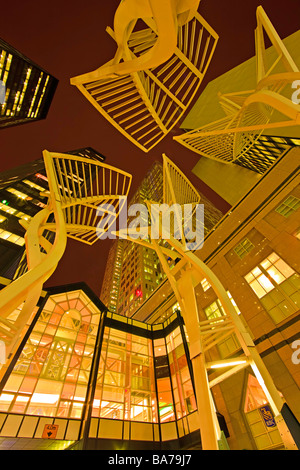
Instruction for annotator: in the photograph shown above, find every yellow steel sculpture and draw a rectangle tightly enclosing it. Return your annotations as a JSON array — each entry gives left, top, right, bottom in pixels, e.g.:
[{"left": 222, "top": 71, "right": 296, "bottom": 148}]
[
  {"left": 113, "top": 154, "right": 297, "bottom": 450},
  {"left": 0, "top": 151, "right": 132, "bottom": 363},
  {"left": 173, "top": 6, "right": 300, "bottom": 164},
  {"left": 70, "top": 0, "right": 218, "bottom": 152}
]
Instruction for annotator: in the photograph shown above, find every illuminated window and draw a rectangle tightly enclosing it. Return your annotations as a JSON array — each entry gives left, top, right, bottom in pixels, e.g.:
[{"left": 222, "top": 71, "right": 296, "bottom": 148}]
[
  {"left": 93, "top": 328, "right": 157, "bottom": 423},
  {"left": 23, "top": 179, "right": 47, "bottom": 193},
  {"left": 0, "top": 201, "right": 31, "bottom": 221},
  {"left": 6, "top": 187, "right": 28, "bottom": 200},
  {"left": 201, "top": 278, "right": 211, "bottom": 292},
  {"left": 244, "top": 375, "right": 268, "bottom": 412},
  {"left": 275, "top": 195, "right": 300, "bottom": 217},
  {"left": 204, "top": 299, "right": 225, "bottom": 321},
  {"left": 166, "top": 327, "right": 196, "bottom": 419},
  {"left": 92, "top": 317, "right": 196, "bottom": 424},
  {"left": 244, "top": 375, "right": 284, "bottom": 450},
  {"left": 227, "top": 291, "right": 240, "bottom": 314},
  {"left": 260, "top": 253, "right": 295, "bottom": 284},
  {"left": 0, "top": 79, "right": 6, "bottom": 105},
  {"left": 0, "top": 229, "right": 25, "bottom": 245},
  {"left": 6, "top": 187, "right": 46, "bottom": 208},
  {"left": 234, "top": 238, "right": 254, "bottom": 259},
  {"left": 245, "top": 267, "right": 274, "bottom": 298},
  {"left": 245, "top": 253, "right": 300, "bottom": 323}
]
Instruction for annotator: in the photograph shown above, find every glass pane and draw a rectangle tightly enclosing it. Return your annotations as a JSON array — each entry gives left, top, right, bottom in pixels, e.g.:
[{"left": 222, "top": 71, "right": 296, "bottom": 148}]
[
  {"left": 244, "top": 375, "right": 268, "bottom": 412},
  {"left": 266, "top": 266, "right": 285, "bottom": 284},
  {"left": 11, "top": 396, "right": 30, "bottom": 414},
  {"left": 265, "top": 252, "right": 279, "bottom": 264},
  {"left": 274, "top": 259, "right": 295, "bottom": 279},
  {"left": 257, "top": 274, "right": 274, "bottom": 293},
  {"left": 157, "top": 378, "right": 171, "bottom": 392},
  {"left": 159, "top": 404, "right": 175, "bottom": 422},
  {"left": 252, "top": 267, "right": 262, "bottom": 277},
  {"left": 1, "top": 290, "right": 101, "bottom": 418},
  {"left": 249, "top": 280, "right": 267, "bottom": 298},
  {"left": 0, "top": 393, "right": 14, "bottom": 412}
]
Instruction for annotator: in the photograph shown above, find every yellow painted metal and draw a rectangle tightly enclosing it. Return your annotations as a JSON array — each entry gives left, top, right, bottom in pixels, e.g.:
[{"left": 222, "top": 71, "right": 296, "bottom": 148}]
[
  {"left": 114, "top": 154, "right": 297, "bottom": 449},
  {"left": 174, "top": 6, "right": 300, "bottom": 163},
  {"left": 0, "top": 151, "right": 132, "bottom": 361},
  {"left": 70, "top": 0, "right": 218, "bottom": 152}
]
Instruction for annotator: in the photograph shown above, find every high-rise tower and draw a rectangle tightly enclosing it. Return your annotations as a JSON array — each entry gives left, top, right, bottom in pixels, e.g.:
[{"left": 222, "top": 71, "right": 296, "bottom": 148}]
[
  {"left": 100, "top": 161, "right": 224, "bottom": 316},
  {"left": 100, "top": 161, "right": 164, "bottom": 316},
  {"left": 0, "top": 148, "right": 105, "bottom": 279},
  {"left": 0, "top": 38, "right": 58, "bottom": 128}
]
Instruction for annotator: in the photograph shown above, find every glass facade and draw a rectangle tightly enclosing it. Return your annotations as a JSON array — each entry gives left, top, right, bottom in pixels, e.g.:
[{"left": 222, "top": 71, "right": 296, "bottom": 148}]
[
  {"left": 0, "top": 288, "right": 197, "bottom": 445},
  {"left": 245, "top": 252, "right": 300, "bottom": 323},
  {"left": 0, "top": 38, "right": 58, "bottom": 128},
  {"left": 93, "top": 327, "right": 156, "bottom": 422},
  {"left": 0, "top": 290, "right": 101, "bottom": 418},
  {"left": 92, "top": 312, "right": 197, "bottom": 425}
]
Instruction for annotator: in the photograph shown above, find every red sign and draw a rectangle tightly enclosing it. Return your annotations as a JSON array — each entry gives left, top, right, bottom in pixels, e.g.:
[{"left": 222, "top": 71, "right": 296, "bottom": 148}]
[{"left": 42, "top": 424, "right": 59, "bottom": 439}]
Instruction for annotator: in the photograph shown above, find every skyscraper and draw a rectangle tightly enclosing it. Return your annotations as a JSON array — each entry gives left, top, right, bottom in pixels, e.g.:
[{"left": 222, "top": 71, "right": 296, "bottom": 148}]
[
  {"left": 0, "top": 148, "right": 105, "bottom": 279},
  {"left": 100, "top": 160, "right": 224, "bottom": 316},
  {"left": 0, "top": 38, "right": 58, "bottom": 128},
  {"left": 100, "top": 161, "right": 165, "bottom": 316}
]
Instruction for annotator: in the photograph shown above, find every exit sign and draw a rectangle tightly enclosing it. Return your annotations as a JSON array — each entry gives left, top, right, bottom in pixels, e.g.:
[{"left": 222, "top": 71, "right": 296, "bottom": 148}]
[{"left": 42, "top": 424, "right": 59, "bottom": 439}]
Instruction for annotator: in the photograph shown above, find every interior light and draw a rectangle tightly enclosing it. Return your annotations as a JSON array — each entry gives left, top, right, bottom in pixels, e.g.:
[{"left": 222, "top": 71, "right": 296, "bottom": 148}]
[
  {"left": 209, "top": 360, "right": 247, "bottom": 369},
  {"left": 31, "top": 393, "right": 59, "bottom": 404}
]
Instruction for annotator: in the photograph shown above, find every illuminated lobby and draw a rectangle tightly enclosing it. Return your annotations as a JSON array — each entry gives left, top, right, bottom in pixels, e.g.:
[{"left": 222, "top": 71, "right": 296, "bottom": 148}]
[{"left": 0, "top": 283, "right": 203, "bottom": 450}]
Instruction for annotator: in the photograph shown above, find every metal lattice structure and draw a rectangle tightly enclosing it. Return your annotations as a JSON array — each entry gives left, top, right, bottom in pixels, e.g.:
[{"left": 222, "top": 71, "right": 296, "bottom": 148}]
[
  {"left": 174, "top": 6, "right": 300, "bottom": 167},
  {"left": 42, "top": 152, "right": 132, "bottom": 245},
  {"left": 70, "top": 0, "right": 218, "bottom": 152},
  {"left": 113, "top": 154, "right": 297, "bottom": 450},
  {"left": 0, "top": 151, "right": 132, "bottom": 360}
]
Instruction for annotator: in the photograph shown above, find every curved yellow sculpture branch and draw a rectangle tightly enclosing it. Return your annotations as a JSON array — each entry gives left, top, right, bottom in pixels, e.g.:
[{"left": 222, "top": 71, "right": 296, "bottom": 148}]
[
  {"left": 70, "top": 0, "right": 218, "bottom": 152},
  {"left": 174, "top": 6, "right": 300, "bottom": 166}
]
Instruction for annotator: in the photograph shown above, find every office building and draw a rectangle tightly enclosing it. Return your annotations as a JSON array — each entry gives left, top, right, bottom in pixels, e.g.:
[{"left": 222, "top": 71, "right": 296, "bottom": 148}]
[
  {"left": 175, "top": 29, "right": 300, "bottom": 205},
  {"left": 0, "top": 38, "right": 58, "bottom": 128},
  {"left": 0, "top": 281, "right": 204, "bottom": 450},
  {"left": 191, "top": 135, "right": 300, "bottom": 205},
  {"left": 0, "top": 148, "right": 105, "bottom": 279},
  {"left": 132, "top": 145, "right": 300, "bottom": 450}
]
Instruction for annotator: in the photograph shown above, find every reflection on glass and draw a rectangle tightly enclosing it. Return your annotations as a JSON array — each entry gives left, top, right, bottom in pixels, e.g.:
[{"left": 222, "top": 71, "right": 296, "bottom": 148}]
[
  {"left": 92, "top": 319, "right": 197, "bottom": 424},
  {"left": 2, "top": 290, "right": 100, "bottom": 419},
  {"left": 2, "top": 295, "right": 197, "bottom": 427}
]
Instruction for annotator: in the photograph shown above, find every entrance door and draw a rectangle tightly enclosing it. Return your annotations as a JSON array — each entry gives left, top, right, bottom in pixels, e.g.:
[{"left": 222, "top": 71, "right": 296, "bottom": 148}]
[{"left": 244, "top": 374, "right": 284, "bottom": 450}]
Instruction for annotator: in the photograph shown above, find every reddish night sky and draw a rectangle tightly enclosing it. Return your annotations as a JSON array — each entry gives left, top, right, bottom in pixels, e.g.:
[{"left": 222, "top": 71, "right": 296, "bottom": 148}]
[{"left": 1, "top": 0, "right": 299, "bottom": 295}]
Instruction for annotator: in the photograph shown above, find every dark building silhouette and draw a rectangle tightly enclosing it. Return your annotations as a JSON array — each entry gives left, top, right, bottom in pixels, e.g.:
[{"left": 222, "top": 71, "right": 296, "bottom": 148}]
[{"left": 0, "top": 38, "right": 58, "bottom": 128}]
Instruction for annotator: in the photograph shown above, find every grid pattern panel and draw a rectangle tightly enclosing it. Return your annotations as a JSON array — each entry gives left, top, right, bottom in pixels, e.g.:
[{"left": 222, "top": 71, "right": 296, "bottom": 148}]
[
  {"left": 72, "top": 13, "right": 218, "bottom": 152},
  {"left": 46, "top": 152, "right": 132, "bottom": 245},
  {"left": 0, "top": 291, "right": 101, "bottom": 419}
]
